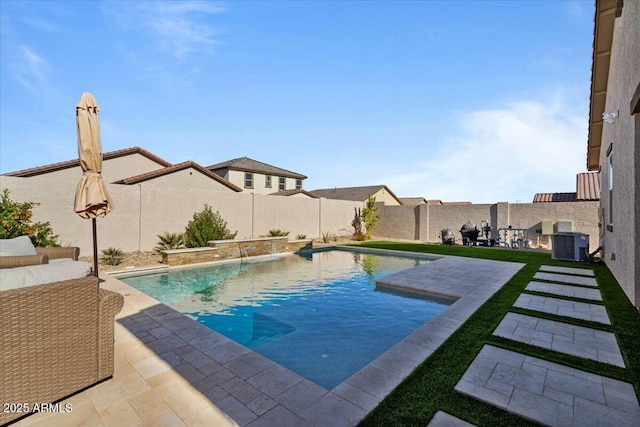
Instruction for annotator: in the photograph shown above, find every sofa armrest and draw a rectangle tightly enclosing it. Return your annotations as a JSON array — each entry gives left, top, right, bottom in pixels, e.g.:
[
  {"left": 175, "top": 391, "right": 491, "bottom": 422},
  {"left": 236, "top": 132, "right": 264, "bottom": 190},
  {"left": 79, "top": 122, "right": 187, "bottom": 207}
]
[
  {"left": 37, "top": 247, "right": 80, "bottom": 260},
  {"left": 97, "top": 288, "right": 125, "bottom": 379},
  {"left": 0, "top": 254, "right": 48, "bottom": 269}
]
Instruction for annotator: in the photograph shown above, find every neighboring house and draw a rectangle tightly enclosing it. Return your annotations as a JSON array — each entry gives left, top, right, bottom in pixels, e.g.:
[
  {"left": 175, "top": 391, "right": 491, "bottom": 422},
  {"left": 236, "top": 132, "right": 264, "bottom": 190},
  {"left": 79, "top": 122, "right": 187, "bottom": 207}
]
[
  {"left": 310, "top": 185, "right": 403, "bottom": 205},
  {"left": 3, "top": 146, "right": 172, "bottom": 184},
  {"left": 533, "top": 172, "right": 600, "bottom": 203},
  {"left": 207, "top": 157, "right": 307, "bottom": 195},
  {"left": 113, "top": 161, "right": 242, "bottom": 192},
  {"left": 587, "top": 0, "right": 639, "bottom": 308},
  {"left": 399, "top": 197, "right": 428, "bottom": 205},
  {"left": 425, "top": 200, "right": 472, "bottom": 205}
]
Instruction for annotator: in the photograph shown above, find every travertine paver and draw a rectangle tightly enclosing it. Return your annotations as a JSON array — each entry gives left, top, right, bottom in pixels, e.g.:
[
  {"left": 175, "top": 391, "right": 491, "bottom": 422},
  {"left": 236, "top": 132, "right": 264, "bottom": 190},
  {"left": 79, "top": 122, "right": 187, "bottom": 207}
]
[
  {"left": 455, "top": 345, "right": 640, "bottom": 427},
  {"left": 16, "top": 252, "right": 523, "bottom": 427},
  {"left": 525, "top": 280, "right": 603, "bottom": 301},
  {"left": 539, "top": 265, "right": 594, "bottom": 276},
  {"left": 427, "top": 411, "right": 476, "bottom": 426},
  {"left": 514, "top": 294, "right": 611, "bottom": 324},
  {"left": 493, "top": 313, "right": 625, "bottom": 367},
  {"left": 533, "top": 272, "right": 598, "bottom": 287}
]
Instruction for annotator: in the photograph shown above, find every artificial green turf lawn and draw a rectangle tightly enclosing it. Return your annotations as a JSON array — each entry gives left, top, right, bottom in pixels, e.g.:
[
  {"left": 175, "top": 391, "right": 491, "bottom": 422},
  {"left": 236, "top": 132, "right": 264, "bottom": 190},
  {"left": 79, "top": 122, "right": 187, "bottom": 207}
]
[{"left": 349, "top": 241, "right": 640, "bottom": 427}]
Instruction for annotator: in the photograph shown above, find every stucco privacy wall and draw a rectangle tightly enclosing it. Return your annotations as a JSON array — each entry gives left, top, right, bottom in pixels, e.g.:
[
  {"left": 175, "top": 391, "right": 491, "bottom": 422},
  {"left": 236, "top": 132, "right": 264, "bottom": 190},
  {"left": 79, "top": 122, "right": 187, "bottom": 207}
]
[
  {"left": 376, "top": 201, "right": 599, "bottom": 250},
  {"left": 0, "top": 176, "right": 360, "bottom": 255}
]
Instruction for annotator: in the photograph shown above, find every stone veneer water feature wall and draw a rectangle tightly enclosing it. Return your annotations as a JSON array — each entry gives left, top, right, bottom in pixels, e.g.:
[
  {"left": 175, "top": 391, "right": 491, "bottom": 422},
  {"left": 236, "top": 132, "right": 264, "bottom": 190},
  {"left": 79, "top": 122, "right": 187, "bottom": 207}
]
[{"left": 161, "top": 237, "right": 313, "bottom": 266}]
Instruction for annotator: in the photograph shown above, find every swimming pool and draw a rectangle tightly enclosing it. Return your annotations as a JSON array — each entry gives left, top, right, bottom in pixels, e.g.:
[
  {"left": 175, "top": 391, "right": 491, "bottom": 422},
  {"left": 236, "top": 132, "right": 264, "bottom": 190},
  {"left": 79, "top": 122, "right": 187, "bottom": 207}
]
[{"left": 122, "top": 248, "right": 452, "bottom": 389}]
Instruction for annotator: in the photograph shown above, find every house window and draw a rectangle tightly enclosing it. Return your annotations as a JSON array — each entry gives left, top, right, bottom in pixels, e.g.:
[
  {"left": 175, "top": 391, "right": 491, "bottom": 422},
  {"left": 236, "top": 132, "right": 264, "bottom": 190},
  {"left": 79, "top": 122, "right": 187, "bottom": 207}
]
[
  {"left": 265, "top": 175, "right": 272, "bottom": 188},
  {"left": 295, "top": 179, "right": 302, "bottom": 190},
  {"left": 279, "top": 177, "right": 286, "bottom": 190},
  {"left": 244, "top": 172, "right": 253, "bottom": 189}
]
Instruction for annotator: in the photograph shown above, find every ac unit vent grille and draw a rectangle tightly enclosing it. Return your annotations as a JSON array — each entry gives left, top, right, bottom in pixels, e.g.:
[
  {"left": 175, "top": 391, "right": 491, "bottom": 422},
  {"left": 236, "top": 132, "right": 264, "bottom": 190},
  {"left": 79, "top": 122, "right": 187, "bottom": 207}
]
[{"left": 552, "top": 232, "right": 589, "bottom": 262}]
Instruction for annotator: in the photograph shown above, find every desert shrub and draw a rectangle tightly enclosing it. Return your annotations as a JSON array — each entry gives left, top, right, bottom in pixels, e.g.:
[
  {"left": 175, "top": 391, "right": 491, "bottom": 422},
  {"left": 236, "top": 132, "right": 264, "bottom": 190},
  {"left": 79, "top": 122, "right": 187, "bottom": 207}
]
[
  {"left": 321, "top": 230, "right": 333, "bottom": 243},
  {"left": 154, "top": 232, "right": 185, "bottom": 253},
  {"left": 295, "top": 234, "right": 307, "bottom": 240},
  {"left": 262, "top": 229, "right": 289, "bottom": 237},
  {"left": 0, "top": 188, "right": 59, "bottom": 247},
  {"left": 184, "top": 205, "right": 237, "bottom": 248},
  {"left": 362, "top": 194, "right": 380, "bottom": 239},
  {"left": 101, "top": 247, "right": 124, "bottom": 265},
  {"left": 352, "top": 207, "right": 366, "bottom": 240}
]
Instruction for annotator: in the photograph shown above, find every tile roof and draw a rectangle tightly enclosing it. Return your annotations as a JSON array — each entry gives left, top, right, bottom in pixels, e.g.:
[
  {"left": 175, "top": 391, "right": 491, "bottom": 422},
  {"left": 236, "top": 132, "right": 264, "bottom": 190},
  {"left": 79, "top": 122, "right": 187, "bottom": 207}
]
[
  {"left": 533, "top": 172, "right": 600, "bottom": 202},
  {"left": 533, "top": 192, "right": 578, "bottom": 203},
  {"left": 113, "top": 161, "right": 242, "bottom": 191},
  {"left": 310, "top": 185, "right": 402, "bottom": 204},
  {"left": 207, "top": 157, "right": 306, "bottom": 180},
  {"left": 576, "top": 171, "right": 600, "bottom": 201},
  {"left": 269, "top": 189, "right": 318, "bottom": 198},
  {"left": 3, "top": 146, "right": 172, "bottom": 177}
]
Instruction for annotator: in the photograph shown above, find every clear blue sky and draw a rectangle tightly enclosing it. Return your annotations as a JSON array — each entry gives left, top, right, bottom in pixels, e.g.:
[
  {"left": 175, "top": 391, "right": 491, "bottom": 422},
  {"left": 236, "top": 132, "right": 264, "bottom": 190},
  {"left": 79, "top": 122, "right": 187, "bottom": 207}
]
[{"left": 0, "top": 0, "right": 594, "bottom": 203}]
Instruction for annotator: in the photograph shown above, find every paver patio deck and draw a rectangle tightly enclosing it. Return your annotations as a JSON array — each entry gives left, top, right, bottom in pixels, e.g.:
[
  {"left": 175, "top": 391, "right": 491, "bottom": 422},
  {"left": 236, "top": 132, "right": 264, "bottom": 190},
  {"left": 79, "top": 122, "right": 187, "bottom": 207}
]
[
  {"left": 525, "top": 280, "right": 603, "bottom": 301},
  {"left": 12, "top": 250, "right": 523, "bottom": 426},
  {"left": 539, "top": 265, "right": 595, "bottom": 276},
  {"left": 455, "top": 345, "right": 640, "bottom": 427},
  {"left": 533, "top": 272, "right": 598, "bottom": 287},
  {"left": 513, "top": 293, "right": 611, "bottom": 325},
  {"left": 493, "top": 312, "right": 625, "bottom": 367},
  {"left": 427, "top": 411, "right": 476, "bottom": 427}
]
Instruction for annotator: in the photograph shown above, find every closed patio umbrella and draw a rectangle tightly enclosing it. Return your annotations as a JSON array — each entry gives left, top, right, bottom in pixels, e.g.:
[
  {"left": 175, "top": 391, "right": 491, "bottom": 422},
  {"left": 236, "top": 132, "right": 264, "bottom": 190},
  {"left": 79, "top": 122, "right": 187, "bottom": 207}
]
[{"left": 73, "top": 92, "right": 114, "bottom": 277}]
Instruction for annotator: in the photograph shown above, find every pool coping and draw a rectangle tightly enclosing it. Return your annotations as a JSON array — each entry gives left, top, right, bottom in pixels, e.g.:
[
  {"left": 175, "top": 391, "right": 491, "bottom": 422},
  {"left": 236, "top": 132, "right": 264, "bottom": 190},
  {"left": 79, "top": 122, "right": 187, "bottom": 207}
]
[{"left": 103, "top": 246, "right": 525, "bottom": 425}]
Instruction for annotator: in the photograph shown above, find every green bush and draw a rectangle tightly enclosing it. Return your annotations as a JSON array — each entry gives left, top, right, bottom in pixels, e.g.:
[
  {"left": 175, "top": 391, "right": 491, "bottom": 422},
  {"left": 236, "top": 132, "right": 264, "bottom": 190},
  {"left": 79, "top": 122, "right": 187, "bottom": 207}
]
[
  {"left": 362, "top": 194, "right": 380, "bottom": 239},
  {"left": 295, "top": 234, "right": 307, "bottom": 240},
  {"left": 101, "top": 247, "right": 124, "bottom": 265},
  {"left": 0, "top": 188, "right": 59, "bottom": 247},
  {"left": 184, "top": 205, "right": 237, "bottom": 248},
  {"left": 154, "top": 232, "right": 185, "bottom": 253}
]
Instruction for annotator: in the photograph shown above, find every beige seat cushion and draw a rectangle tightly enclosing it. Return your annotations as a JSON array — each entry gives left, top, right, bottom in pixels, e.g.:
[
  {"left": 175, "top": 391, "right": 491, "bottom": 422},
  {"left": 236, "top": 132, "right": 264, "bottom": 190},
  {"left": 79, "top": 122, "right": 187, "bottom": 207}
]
[{"left": 0, "top": 261, "right": 91, "bottom": 291}]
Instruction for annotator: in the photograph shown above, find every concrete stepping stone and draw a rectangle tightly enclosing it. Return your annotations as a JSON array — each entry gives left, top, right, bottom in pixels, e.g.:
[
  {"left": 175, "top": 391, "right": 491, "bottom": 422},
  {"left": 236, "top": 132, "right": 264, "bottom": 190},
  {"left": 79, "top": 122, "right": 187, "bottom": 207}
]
[
  {"left": 533, "top": 272, "right": 598, "bottom": 287},
  {"left": 513, "top": 294, "right": 610, "bottom": 325},
  {"left": 455, "top": 345, "right": 640, "bottom": 427},
  {"left": 427, "top": 411, "right": 476, "bottom": 427},
  {"left": 525, "top": 281, "right": 602, "bottom": 301},
  {"left": 493, "top": 313, "right": 625, "bottom": 367},
  {"left": 539, "top": 265, "right": 594, "bottom": 276}
]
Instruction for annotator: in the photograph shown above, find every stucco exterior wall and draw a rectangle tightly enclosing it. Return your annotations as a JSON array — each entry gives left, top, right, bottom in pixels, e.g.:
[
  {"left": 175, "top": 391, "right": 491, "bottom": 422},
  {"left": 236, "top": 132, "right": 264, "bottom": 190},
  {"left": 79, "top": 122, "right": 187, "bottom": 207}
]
[
  {"left": 598, "top": 1, "right": 640, "bottom": 307},
  {"left": 227, "top": 170, "right": 302, "bottom": 194},
  {"left": 372, "top": 188, "right": 401, "bottom": 205}
]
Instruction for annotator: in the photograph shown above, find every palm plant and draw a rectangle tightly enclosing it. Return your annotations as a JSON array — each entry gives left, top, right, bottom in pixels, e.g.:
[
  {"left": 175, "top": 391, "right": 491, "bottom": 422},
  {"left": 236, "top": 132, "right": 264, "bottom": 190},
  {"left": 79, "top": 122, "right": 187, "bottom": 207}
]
[
  {"left": 154, "top": 232, "right": 185, "bottom": 253},
  {"left": 101, "top": 247, "right": 124, "bottom": 266}
]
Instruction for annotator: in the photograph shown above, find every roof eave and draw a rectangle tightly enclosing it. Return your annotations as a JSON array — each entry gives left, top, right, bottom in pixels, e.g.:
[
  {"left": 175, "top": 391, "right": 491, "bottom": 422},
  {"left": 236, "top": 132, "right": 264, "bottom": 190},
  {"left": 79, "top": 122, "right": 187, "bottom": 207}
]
[{"left": 587, "top": 0, "right": 617, "bottom": 171}]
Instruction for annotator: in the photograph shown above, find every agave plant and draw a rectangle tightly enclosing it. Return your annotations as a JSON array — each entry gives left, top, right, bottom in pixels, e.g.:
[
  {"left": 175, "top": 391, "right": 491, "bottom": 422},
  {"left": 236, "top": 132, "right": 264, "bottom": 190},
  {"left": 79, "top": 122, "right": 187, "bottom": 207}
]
[
  {"left": 295, "top": 234, "right": 307, "bottom": 240},
  {"left": 155, "top": 232, "right": 185, "bottom": 253},
  {"left": 101, "top": 247, "right": 124, "bottom": 266}
]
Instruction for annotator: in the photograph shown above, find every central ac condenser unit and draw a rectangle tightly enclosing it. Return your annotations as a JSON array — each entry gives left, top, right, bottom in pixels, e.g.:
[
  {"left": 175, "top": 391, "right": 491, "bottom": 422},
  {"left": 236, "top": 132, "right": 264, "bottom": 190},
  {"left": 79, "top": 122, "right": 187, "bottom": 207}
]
[{"left": 552, "top": 232, "right": 589, "bottom": 262}]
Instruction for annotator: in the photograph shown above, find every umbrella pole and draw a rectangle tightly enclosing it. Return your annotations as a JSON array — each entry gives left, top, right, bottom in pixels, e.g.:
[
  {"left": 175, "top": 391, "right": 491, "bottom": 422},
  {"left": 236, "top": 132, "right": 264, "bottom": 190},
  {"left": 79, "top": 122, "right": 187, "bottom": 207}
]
[{"left": 92, "top": 218, "right": 99, "bottom": 277}]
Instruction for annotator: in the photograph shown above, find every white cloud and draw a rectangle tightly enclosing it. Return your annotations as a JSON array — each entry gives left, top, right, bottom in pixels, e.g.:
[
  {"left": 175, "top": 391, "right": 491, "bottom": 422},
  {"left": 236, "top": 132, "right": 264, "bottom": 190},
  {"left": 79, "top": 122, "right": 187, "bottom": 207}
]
[
  {"left": 13, "top": 46, "right": 49, "bottom": 93},
  {"left": 382, "top": 94, "right": 588, "bottom": 203},
  {"left": 105, "top": 1, "right": 224, "bottom": 58}
]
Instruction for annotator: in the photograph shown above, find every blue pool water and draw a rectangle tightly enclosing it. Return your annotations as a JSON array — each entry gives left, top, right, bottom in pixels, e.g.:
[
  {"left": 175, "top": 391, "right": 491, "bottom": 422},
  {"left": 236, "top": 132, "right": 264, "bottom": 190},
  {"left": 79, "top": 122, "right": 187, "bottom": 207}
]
[{"left": 122, "top": 249, "right": 452, "bottom": 389}]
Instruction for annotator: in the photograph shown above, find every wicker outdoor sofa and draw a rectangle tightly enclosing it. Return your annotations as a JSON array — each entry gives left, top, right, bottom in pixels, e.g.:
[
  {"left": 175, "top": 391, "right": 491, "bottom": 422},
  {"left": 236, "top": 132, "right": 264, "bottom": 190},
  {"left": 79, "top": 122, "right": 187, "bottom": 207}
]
[{"left": 0, "top": 246, "right": 124, "bottom": 425}]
